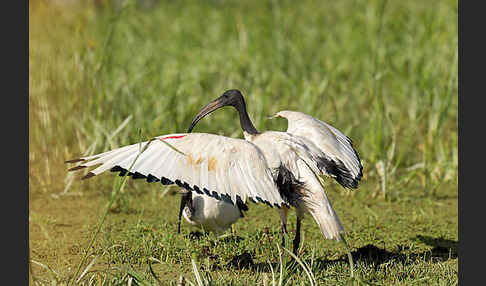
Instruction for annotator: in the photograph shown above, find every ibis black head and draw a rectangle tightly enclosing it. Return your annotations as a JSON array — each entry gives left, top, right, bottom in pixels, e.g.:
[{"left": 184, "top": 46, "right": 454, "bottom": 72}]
[
  {"left": 187, "top": 89, "right": 257, "bottom": 134},
  {"left": 217, "top": 89, "right": 245, "bottom": 107}
]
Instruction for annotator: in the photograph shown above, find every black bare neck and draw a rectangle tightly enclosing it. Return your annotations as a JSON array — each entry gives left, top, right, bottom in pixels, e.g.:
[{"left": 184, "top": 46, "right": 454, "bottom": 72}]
[{"left": 236, "top": 99, "right": 259, "bottom": 135}]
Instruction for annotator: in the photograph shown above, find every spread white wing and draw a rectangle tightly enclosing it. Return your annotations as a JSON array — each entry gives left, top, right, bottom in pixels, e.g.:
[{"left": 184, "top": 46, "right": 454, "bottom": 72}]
[
  {"left": 66, "top": 133, "right": 286, "bottom": 207},
  {"left": 276, "top": 110, "right": 363, "bottom": 188}
]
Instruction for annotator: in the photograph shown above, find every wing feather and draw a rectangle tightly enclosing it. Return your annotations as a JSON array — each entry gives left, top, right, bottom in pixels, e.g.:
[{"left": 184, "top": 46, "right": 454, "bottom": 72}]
[
  {"left": 66, "top": 133, "right": 285, "bottom": 207},
  {"left": 229, "top": 161, "right": 245, "bottom": 202},
  {"left": 130, "top": 143, "right": 164, "bottom": 175},
  {"left": 237, "top": 160, "right": 258, "bottom": 201},
  {"left": 88, "top": 145, "right": 143, "bottom": 175},
  {"left": 79, "top": 144, "right": 136, "bottom": 168},
  {"left": 276, "top": 111, "right": 363, "bottom": 189},
  {"left": 199, "top": 158, "right": 209, "bottom": 193}
]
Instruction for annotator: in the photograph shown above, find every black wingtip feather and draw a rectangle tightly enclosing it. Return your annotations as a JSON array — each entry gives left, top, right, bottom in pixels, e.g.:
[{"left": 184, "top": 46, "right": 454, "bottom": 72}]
[
  {"left": 69, "top": 165, "right": 87, "bottom": 171},
  {"left": 210, "top": 190, "right": 220, "bottom": 200},
  {"left": 82, "top": 172, "right": 96, "bottom": 180},
  {"left": 175, "top": 180, "right": 184, "bottom": 188},
  {"left": 264, "top": 200, "right": 273, "bottom": 208},
  {"left": 201, "top": 187, "right": 210, "bottom": 196},
  {"left": 193, "top": 185, "right": 204, "bottom": 195},
  {"left": 316, "top": 156, "right": 362, "bottom": 189},
  {"left": 131, "top": 172, "right": 146, "bottom": 179},
  {"left": 183, "top": 182, "right": 193, "bottom": 191},
  {"left": 147, "top": 174, "right": 159, "bottom": 183},
  {"left": 219, "top": 193, "right": 234, "bottom": 205},
  {"left": 110, "top": 166, "right": 124, "bottom": 172},
  {"left": 65, "top": 158, "right": 85, "bottom": 163},
  {"left": 235, "top": 195, "right": 249, "bottom": 211},
  {"left": 161, "top": 177, "right": 173, "bottom": 185}
]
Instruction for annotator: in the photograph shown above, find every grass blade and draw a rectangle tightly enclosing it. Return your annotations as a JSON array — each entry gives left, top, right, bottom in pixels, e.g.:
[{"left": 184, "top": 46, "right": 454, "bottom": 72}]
[
  {"left": 282, "top": 247, "right": 315, "bottom": 286},
  {"left": 68, "top": 131, "right": 151, "bottom": 286},
  {"left": 191, "top": 255, "right": 204, "bottom": 286}
]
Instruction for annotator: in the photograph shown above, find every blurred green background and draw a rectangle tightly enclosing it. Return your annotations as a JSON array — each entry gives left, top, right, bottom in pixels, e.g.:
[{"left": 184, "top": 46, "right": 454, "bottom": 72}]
[{"left": 29, "top": 0, "right": 457, "bottom": 284}]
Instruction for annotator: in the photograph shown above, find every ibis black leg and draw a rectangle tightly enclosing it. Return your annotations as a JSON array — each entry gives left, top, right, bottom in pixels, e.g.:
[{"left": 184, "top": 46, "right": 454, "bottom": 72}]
[
  {"left": 281, "top": 223, "right": 288, "bottom": 248},
  {"left": 293, "top": 216, "right": 302, "bottom": 255},
  {"left": 177, "top": 190, "right": 192, "bottom": 234}
]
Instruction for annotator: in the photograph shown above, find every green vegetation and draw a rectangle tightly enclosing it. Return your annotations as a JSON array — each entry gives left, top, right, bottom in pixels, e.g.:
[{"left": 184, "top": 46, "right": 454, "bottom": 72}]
[{"left": 29, "top": 0, "right": 458, "bottom": 284}]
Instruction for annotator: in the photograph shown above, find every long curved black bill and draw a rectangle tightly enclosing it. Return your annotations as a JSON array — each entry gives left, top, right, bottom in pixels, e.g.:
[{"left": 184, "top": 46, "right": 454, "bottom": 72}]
[{"left": 187, "top": 99, "right": 224, "bottom": 133}]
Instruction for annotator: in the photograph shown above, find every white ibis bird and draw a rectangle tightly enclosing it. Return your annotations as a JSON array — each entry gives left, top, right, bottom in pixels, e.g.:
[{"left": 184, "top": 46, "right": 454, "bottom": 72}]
[
  {"left": 66, "top": 89, "right": 362, "bottom": 255},
  {"left": 177, "top": 187, "right": 248, "bottom": 235}
]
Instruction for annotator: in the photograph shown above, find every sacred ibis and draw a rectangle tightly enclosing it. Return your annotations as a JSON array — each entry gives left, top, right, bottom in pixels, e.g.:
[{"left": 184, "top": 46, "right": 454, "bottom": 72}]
[{"left": 66, "top": 89, "right": 363, "bottom": 255}]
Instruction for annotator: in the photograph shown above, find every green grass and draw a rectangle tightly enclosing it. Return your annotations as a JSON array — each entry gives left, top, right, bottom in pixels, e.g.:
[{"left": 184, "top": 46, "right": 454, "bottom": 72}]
[{"left": 29, "top": 0, "right": 458, "bottom": 285}]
